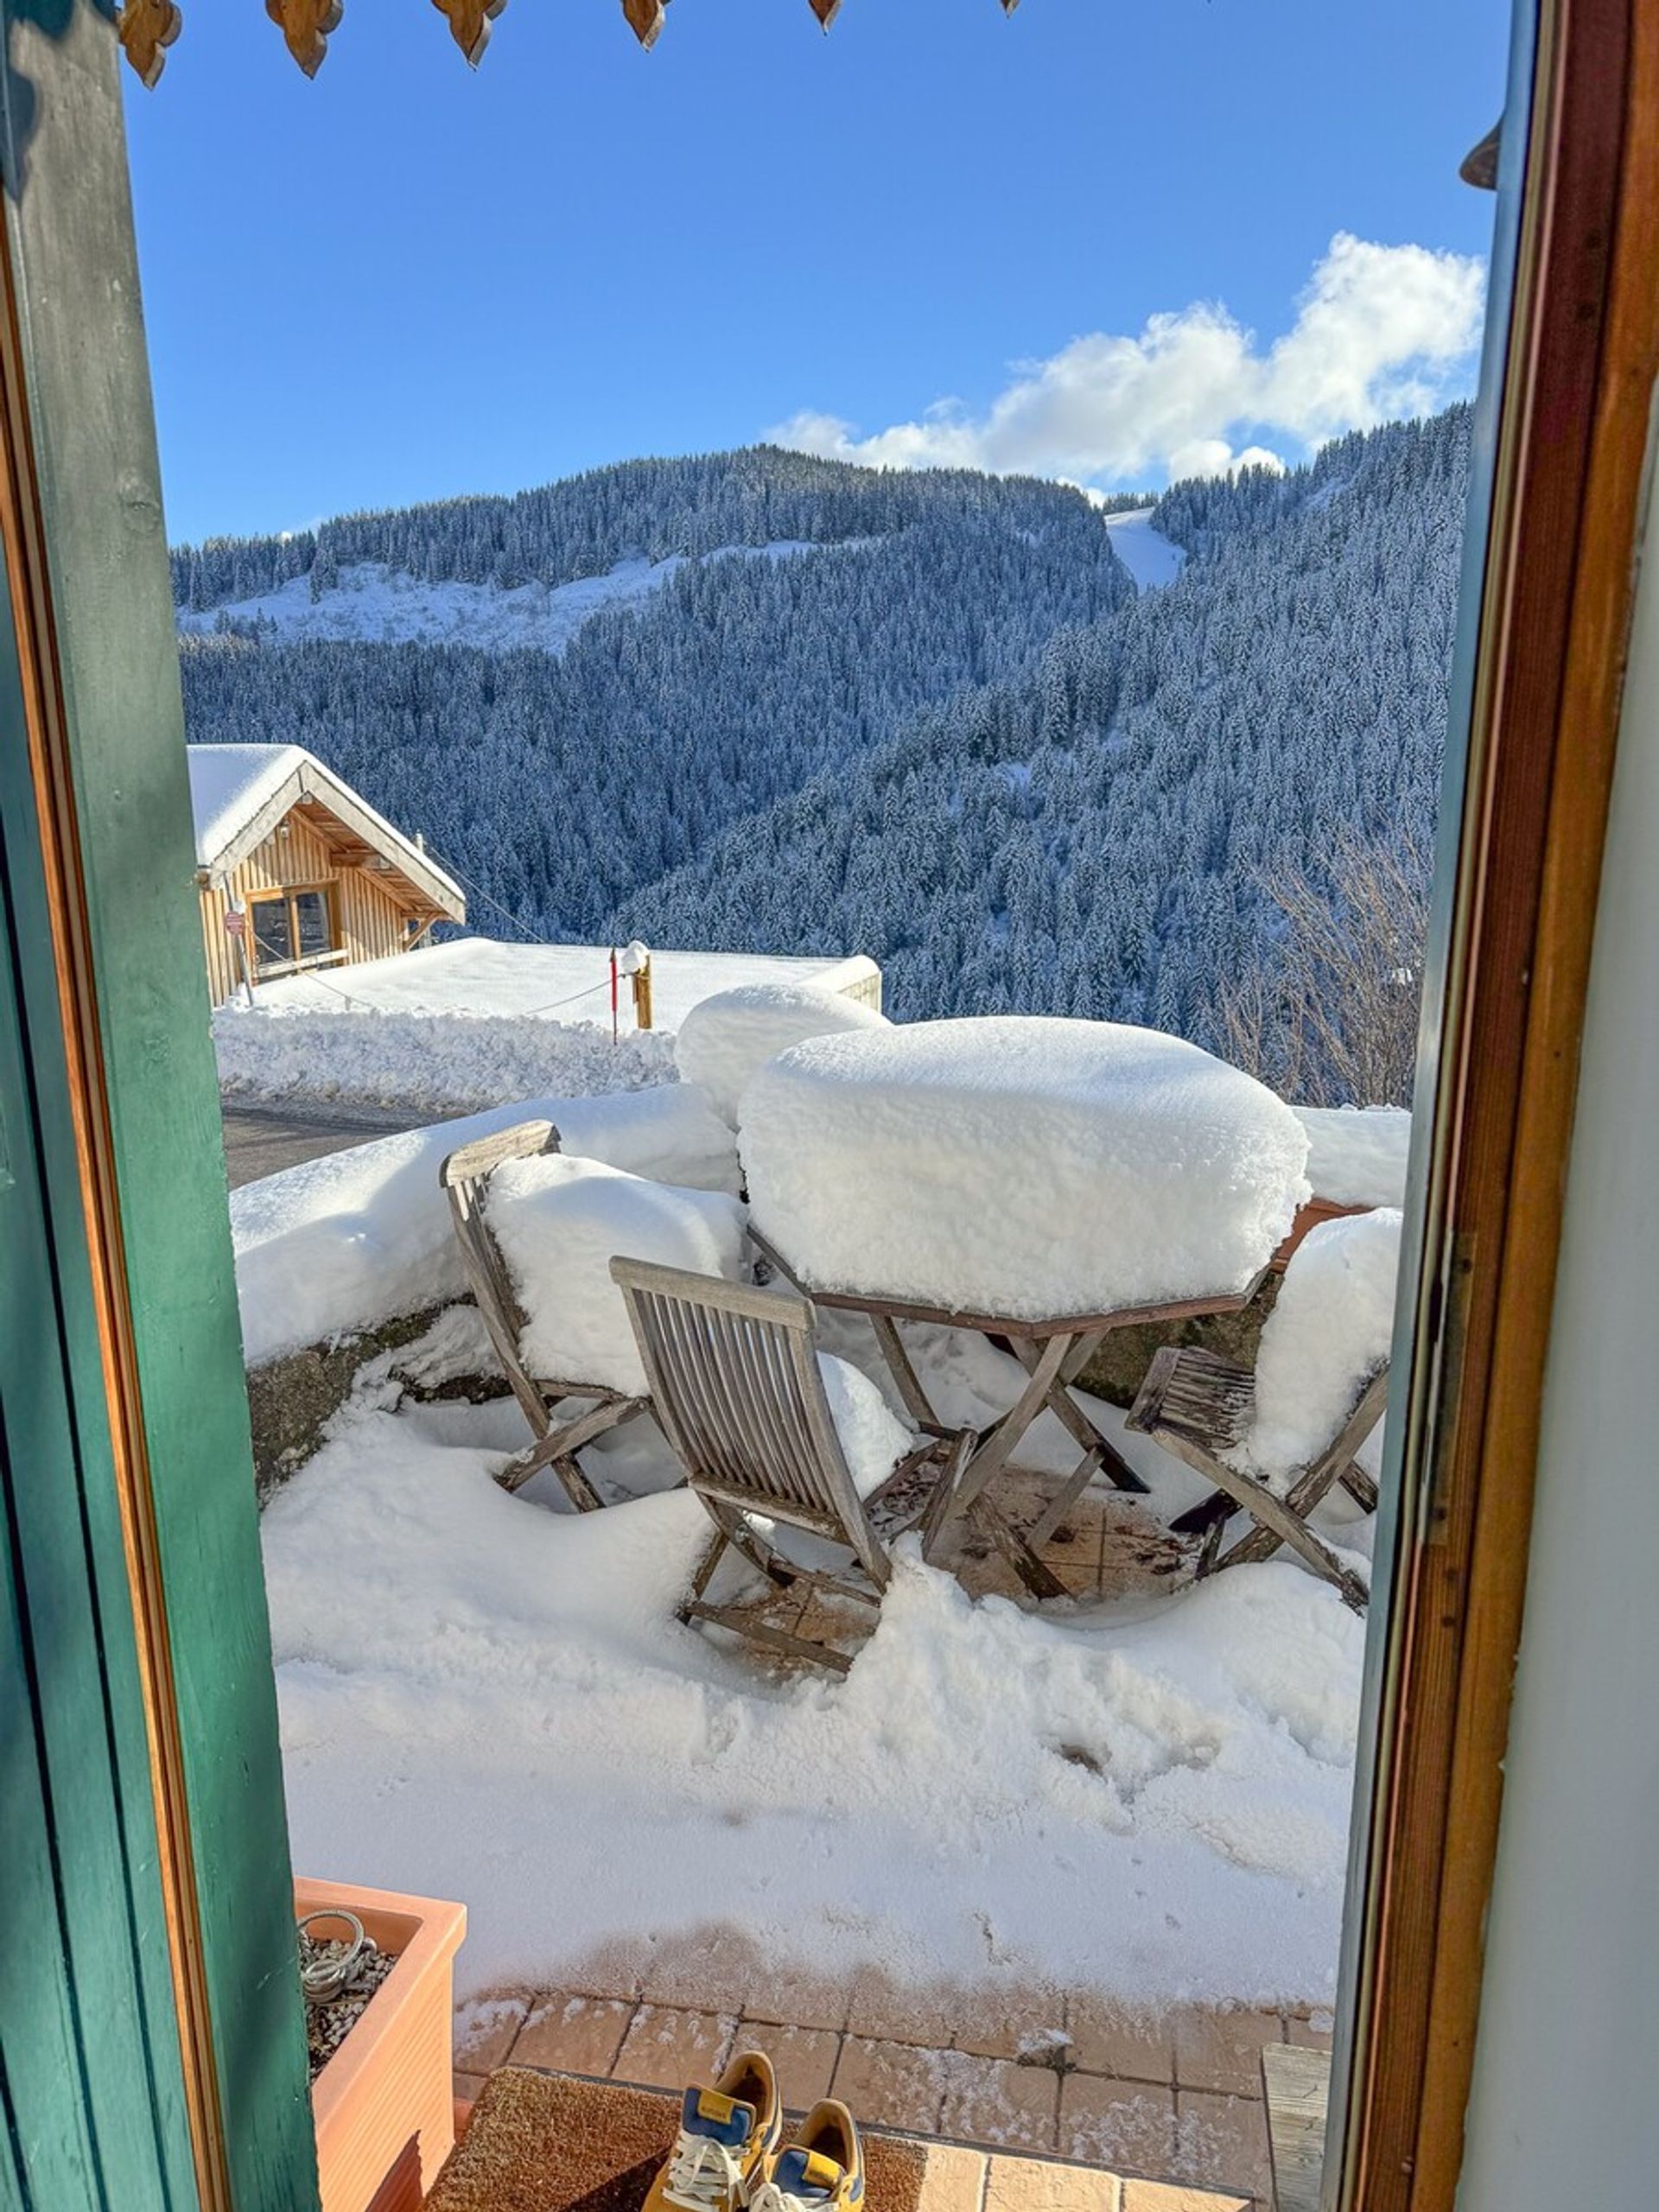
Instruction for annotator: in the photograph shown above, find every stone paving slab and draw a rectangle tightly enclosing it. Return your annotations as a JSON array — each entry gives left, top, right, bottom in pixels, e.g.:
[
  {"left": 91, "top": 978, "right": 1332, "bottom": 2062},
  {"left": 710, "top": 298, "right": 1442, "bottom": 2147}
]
[{"left": 454, "top": 1960, "right": 1327, "bottom": 2205}]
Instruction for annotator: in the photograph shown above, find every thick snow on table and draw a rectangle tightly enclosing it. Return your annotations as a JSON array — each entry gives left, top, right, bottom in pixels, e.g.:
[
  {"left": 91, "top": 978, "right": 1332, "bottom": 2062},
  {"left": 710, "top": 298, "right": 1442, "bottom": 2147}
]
[
  {"left": 1293, "top": 1105, "right": 1411, "bottom": 1208},
  {"left": 742, "top": 1018, "right": 1309, "bottom": 1320}
]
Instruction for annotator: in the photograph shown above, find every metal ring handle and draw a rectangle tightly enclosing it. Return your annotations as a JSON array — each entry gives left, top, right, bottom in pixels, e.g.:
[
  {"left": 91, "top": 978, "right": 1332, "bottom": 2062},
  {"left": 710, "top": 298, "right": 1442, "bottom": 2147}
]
[{"left": 297, "top": 1907, "right": 371, "bottom": 2006}]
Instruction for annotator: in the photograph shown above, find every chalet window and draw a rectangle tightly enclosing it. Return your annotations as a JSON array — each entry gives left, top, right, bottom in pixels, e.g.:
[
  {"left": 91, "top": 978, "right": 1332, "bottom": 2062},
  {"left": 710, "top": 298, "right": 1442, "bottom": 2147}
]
[{"left": 250, "top": 886, "right": 337, "bottom": 976}]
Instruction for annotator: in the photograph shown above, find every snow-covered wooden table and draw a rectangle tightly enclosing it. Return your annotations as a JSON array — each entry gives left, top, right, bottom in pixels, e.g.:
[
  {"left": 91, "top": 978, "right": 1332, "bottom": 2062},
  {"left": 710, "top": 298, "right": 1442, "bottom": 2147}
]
[{"left": 740, "top": 1017, "right": 1311, "bottom": 1596}]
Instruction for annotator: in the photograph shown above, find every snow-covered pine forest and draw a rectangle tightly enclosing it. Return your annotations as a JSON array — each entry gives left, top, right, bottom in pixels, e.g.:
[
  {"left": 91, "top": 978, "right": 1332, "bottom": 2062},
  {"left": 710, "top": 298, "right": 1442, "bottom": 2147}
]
[{"left": 175, "top": 409, "right": 1468, "bottom": 1096}]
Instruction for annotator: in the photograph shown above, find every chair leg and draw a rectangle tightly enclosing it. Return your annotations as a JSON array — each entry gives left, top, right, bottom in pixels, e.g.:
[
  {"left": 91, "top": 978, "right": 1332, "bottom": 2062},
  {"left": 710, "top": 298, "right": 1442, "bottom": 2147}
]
[
  {"left": 1171, "top": 1486, "right": 1237, "bottom": 1539},
  {"left": 1196, "top": 1510, "right": 1230, "bottom": 1579},
  {"left": 680, "top": 1600, "right": 855, "bottom": 1675},
  {"left": 677, "top": 1524, "right": 732, "bottom": 1618}
]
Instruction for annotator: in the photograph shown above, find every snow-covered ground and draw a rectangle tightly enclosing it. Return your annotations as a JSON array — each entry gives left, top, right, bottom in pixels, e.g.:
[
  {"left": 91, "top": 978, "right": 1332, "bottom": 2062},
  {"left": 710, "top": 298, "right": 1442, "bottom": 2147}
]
[
  {"left": 266, "top": 1320, "right": 1363, "bottom": 2012},
  {"left": 214, "top": 1006, "right": 676, "bottom": 1119},
  {"left": 1103, "top": 509, "right": 1187, "bottom": 593},
  {"left": 249, "top": 1025, "right": 1389, "bottom": 2017},
  {"left": 215, "top": 938, "right": 880, "bottom": 1115},
  {"left": 177, "top": 543, "right": 842, "bottom": 656},
  {"left": 237, "top": 937, "right": 878, "bottom": 1032}
]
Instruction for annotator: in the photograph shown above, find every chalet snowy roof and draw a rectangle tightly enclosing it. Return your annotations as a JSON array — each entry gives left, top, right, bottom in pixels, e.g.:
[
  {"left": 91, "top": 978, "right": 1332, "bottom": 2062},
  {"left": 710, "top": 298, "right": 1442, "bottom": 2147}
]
[
  {"left": 118, "top": 0, "right": 1020, "bottom": 86},
  {"left": 187, "top": 742, "right": 467, "bottom": 922}
]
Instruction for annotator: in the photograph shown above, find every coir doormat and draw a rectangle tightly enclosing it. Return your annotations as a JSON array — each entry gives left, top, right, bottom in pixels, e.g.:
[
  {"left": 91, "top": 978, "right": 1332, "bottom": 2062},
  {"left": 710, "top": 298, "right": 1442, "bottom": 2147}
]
[{"left": 428, "top": 2069, "right": 930, "bottom": 2212}]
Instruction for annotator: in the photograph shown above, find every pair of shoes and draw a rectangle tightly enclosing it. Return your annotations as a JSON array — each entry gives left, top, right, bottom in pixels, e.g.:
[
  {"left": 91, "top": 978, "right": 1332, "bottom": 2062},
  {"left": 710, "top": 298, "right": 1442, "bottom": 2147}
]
[{"left": 646, "top": 2051, "right": 863, "bottom": 2212}]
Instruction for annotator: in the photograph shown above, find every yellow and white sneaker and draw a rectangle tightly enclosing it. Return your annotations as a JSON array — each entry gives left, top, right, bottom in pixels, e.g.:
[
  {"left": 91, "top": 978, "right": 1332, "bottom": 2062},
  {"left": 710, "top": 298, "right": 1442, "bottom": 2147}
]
[
  {"left": 646, "top": 2053, "right": 783, "bottom": 2212},
  {"left": 751, "top": 2102, "right": 865, "bottom": 2212}
]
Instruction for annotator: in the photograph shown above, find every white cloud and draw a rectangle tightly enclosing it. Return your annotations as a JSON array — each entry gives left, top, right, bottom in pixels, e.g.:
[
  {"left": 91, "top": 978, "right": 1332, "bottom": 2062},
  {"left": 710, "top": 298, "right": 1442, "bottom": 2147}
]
[{"left": 768, "top": 233, "right": 1485, "bottom": 488}]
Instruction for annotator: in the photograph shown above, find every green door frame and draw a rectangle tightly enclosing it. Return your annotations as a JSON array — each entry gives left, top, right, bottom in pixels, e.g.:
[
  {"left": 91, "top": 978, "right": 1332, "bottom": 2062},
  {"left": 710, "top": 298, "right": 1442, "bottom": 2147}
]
[{"left": 0, "top": 6, "right": 315, "bottom": 2209}]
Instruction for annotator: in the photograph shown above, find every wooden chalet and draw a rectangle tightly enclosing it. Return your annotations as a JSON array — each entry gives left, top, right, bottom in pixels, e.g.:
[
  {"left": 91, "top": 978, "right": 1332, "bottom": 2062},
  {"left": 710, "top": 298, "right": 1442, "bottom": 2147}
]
[{"left": 188, "top": 742, "right": 466, "bottom": 1004}]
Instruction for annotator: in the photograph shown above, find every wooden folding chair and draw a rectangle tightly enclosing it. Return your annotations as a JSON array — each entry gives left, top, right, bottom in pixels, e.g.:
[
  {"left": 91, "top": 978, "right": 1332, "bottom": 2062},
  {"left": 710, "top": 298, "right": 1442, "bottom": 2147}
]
[
  {"left": 611, "top": 1255, "right": 973, "bottom": 1673},
  {"left": 1125, "top": 1344, "right": 1387, "bottom": 1611},
  {"left": 439, "top": 1120, "right": 651, "bottom": 1508}
]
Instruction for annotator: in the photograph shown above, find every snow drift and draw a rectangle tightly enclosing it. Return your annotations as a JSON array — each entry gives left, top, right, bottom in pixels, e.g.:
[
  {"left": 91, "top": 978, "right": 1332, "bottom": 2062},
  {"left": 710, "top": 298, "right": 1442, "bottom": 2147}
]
[
  {"left": 487, "top": 1154, "right": 747, "bottom": 1395},
  {"left": 675, "top": 981, "right": 891, "bottom": 1127},
  {"left": 232, "top": 1084, "right": 740, "bottom": 1368}
]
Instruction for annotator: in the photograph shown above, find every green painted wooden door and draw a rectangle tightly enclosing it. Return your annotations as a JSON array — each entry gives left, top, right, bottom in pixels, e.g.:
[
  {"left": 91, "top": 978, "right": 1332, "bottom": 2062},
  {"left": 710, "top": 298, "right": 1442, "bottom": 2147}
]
[
  {"left": 0, "top": 5, "right": 317, "bottom": 2208},
  {"left": 0, "top": 565, "right": 196, "bottom": 2212}
]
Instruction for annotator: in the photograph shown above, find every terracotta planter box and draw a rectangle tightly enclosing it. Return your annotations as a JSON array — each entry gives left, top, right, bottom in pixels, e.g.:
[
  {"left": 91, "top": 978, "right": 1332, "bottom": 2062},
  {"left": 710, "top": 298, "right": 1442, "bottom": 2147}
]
[{"left": 296, "top": 1878, "right": 467, "bottom": 2212}]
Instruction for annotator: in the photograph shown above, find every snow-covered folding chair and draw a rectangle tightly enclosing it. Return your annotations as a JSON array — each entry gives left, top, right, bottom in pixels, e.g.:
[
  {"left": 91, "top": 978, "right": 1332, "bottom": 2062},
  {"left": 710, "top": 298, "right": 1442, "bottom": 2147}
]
[
  {"left": 439, "top": 1120, "right": 650, "bottom": 1509},
  {"left": 1125, "top": 1210, "right": 1401, "bottom": 1612},
  {"left": 610, "top": 1255, "right": 974, "bottom": 1674}
]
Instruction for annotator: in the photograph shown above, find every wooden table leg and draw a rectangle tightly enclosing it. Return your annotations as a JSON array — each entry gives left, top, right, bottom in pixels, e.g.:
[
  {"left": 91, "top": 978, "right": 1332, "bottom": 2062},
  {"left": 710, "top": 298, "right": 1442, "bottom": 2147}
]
[
  {"left": 1008, "top": 1332, "right": 1150, "bottom": 1496},
  {"left": 869, "top": 1313, "right": 940, "bottom": 1431},
  {"left": 955, "top": 1334, "right": 1072, "bottom": 1512}
]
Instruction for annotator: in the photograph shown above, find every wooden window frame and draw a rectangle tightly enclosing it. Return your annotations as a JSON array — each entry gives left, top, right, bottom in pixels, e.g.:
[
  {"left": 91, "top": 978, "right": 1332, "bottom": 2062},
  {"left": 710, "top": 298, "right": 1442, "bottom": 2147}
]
[
  {"left": 1325, "top": 0, "right": 1659, "bottom": 2205},
  {"left": 1, "top": 3, "right": 1655, "bottom": 2210},
  {"left": 247, "top": 880, "right": 343, "bottom": 981}
]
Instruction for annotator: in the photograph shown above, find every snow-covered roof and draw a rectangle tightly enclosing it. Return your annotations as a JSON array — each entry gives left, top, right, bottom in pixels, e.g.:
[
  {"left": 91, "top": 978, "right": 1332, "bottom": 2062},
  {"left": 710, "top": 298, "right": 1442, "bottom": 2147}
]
[{"left": 186, "top": 742, "right": 466, "bottom": 921}]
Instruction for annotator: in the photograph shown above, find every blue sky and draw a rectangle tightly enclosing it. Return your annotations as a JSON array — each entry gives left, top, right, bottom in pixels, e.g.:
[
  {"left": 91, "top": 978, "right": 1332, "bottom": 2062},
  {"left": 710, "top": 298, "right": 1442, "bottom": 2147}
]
[{"left": 124, "top": 0, "right": 1512, "bottom": 546}]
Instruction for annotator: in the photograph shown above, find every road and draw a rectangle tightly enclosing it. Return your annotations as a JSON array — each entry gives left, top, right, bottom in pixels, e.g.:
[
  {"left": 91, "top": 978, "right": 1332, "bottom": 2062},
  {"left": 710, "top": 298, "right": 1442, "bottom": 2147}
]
[{"left": 219, "top": 1103, "right": 438, "bottom": 1190}]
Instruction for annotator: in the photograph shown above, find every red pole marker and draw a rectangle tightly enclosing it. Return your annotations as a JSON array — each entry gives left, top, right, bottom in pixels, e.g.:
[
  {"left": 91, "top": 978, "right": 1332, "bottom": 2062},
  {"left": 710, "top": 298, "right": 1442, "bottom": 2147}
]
[{"left": 610, "top": 949, "right": 620, "bottom": 1043}]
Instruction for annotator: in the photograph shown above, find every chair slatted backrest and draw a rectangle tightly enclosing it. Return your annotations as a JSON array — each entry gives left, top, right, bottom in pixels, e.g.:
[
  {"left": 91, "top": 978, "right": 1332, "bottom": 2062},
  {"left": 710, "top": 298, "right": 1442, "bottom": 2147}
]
[
  {"left": 438, "top": 1118, "right": 562, "bottom": 1433},
  {"left": 610, "top": 1255, "right": 879, "bottom": 1556}
]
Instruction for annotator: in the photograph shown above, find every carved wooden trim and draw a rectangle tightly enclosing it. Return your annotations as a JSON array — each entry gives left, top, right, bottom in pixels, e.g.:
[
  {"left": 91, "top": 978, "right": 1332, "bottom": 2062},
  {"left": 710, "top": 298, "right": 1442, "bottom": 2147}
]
[
  {"left": 117, "top": 0, "right": 182, "bottom": 88},
  {"left": 620, "top": 0, "right": 664, "bottom": 48},
  {"left": 434, "top": 0, "right": 506, "bottom": 67},
  {"left": 267, "top": 0, "right": 342, "bottom": 79},
  {"left": 116, "top": 0, "right": 1025, "bottom": 79}
]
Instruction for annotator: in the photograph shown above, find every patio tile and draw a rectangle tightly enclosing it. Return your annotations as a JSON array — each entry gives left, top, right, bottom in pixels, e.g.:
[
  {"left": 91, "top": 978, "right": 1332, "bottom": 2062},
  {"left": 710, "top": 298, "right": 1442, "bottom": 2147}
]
[
  {"left": 917, "top": 2142, "right": 991, "bottom": 2212},
  {"left": 1058, "top": 2076, "right": 1179, "bottom": 2177},
  {"left": 614, "top": 2005, "right": 737, "bottom": 2093},
  {"left": 1169, "top": 2010, "right": 1277, "bottom": 2099},
  {"left": 640, "top": 1927, "right": 771, "bottom": 2016},
  {"left": 830, "top": 2036, "right": 949, "bottom": 2135},
  {"left": 846, "top": 1969, "right": 961, "bottom": 2049},
  {"left": 512, "top": 1993, "right": 636, "bottom": 2078},
  {"left": 791, "top": 1592, "right": 878, "bottom": 1662},
  {"left": 1064, "top": 1997, "right": 1175, "bottom": 2086},
  {"left": 952, "top": 1988, "right": 1071, "bottom": 2063},
  {"left": 939, "top": 2056, "right": 1060, "bottom": 2155},
  {"left": 557, "top": 1937, "right": 656, "bottom": 2002},
  {"left": 453, "top": 2069, "right": 487, "bottom": 2105},
  {"left": 1120, "top": 2185, "right": 1249, "bottom": 2212},
  {"left": 453, "top": 1993, "right": 531, "bottom": 2073},
  {"left": 1281, "top": 2005, "right": 1335, "bottom": 2052},
  {"left": 739, "top": 1967, "right": 854, "bottom": 2035},
  {"left": 983, "top": 2150, "right": 1119, "bottom": 2212},
  {"left": 1173, "top": 2093, "right": 1272, "bottom": 2203},
  {"left": 741, "top": 2021, "right": 842, "bottom": 2113}
]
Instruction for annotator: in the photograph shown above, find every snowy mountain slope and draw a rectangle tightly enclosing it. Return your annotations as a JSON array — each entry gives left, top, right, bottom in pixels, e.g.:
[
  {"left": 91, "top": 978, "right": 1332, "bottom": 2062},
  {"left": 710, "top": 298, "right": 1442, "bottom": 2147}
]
[
  {"left": 618, "top": 407, "right": 1471, "bottom": 1092},
  {"left": 177, "top": 452, "right": 1135, "bottom": 943},
  {"left": 177, "top": 542, "right": 840, "bottom": 656},
  {"left": 175, "top": 417, "right": 1467, "bottom": 1094},
  {"left": 171, "top": 444, "right": 1114, "bottom": 608},
  {"left": 1103, "top": 508, "right": 1186, "bottom": 592}
]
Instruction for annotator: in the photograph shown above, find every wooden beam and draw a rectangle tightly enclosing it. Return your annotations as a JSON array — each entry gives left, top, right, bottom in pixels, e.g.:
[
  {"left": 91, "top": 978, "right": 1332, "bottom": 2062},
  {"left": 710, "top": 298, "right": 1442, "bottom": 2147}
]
[{"left": 1336, "top": 3, "right": 1659, "bottom": 2209}]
